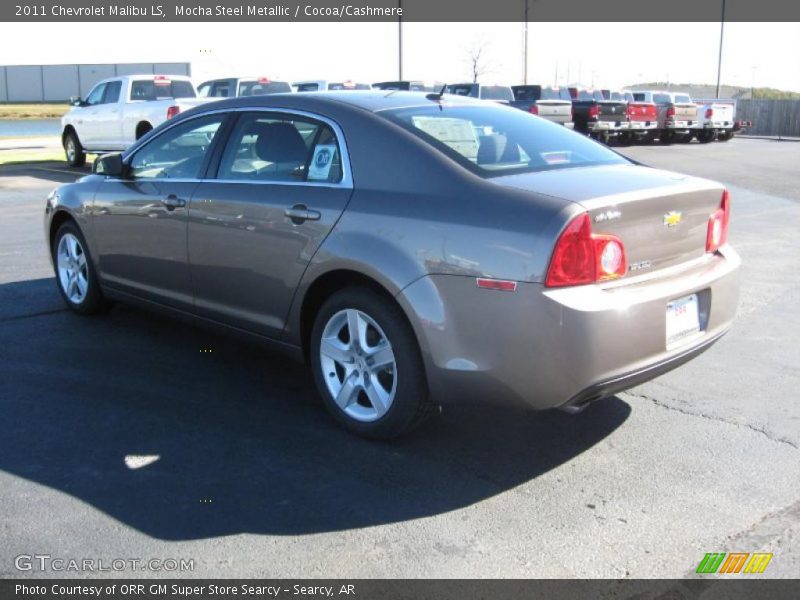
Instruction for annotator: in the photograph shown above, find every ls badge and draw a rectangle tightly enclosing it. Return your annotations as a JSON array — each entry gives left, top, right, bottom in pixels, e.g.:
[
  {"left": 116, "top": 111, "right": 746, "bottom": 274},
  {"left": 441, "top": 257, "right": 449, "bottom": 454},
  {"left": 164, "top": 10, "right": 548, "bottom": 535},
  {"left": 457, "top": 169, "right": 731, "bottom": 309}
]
[{"left": 663, "top": 211, "right": 682, "bottom": 228}]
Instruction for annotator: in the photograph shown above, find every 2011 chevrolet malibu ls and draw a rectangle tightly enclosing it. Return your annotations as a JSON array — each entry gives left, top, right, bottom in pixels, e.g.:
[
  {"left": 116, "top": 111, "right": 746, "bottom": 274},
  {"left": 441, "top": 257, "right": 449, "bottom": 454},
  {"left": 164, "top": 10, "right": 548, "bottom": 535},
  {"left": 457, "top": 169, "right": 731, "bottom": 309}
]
[{"left": 44, "top": 91, "right": 740, "bottom": 438}]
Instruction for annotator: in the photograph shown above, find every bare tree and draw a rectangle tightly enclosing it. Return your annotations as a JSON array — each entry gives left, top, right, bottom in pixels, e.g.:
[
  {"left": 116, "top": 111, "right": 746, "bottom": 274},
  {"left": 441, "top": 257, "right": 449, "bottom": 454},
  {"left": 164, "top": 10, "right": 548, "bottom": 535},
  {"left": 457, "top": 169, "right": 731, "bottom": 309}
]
[{"left": 466, "top": 41, "right": 494, "bottom": 83}]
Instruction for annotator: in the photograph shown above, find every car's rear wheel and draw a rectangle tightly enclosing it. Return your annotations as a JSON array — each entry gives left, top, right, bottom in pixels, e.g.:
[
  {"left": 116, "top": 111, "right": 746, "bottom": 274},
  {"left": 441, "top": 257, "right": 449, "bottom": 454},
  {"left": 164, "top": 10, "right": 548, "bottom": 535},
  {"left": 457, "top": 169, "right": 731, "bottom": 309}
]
[
  {"left": 660, "top": 130, "right": 674, "bottom": 144},
  {"left": 52, "top": 222, "right": 105, "bottom": 314},
  {"left": 63, "top": 131, "right": 86, "bottom": 168},
  {"left": 697, "top": 130, "right": 717, "bottom": 143},
  {"left": 310, "top": 287, "right": 432, "bottom": 439},
  {"left": 717, "top": 131, "right": 734, "bottom": 142}
]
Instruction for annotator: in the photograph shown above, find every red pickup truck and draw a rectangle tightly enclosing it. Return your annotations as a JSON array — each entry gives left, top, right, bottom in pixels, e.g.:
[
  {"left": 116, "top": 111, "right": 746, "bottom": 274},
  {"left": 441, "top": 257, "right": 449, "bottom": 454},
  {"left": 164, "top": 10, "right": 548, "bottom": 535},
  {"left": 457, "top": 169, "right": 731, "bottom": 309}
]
[{"left": 605, "top": 90, "right": 659, "bottom": 144}]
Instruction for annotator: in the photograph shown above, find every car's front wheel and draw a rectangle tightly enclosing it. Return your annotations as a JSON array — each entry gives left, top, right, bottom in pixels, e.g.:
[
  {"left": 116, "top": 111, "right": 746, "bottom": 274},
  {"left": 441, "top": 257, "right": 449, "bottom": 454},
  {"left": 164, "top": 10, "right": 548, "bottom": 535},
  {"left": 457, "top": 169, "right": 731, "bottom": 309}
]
[
  {"left": 310, "top": 287, "right": 432, "bottom": 439},
  {"left": 52, "top": 222, "right": 105, "bottom": 314}
]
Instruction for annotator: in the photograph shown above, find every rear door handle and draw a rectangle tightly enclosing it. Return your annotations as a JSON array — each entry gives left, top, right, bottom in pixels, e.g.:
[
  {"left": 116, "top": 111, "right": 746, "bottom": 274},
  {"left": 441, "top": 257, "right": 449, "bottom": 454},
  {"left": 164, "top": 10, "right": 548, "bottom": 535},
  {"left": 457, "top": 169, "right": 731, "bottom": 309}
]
[
  {"left": 285, "top": 204, "right": 321, "bottom": 223},
  {"left": 162, "top": 194, "right": 186, "bottom": 210}
]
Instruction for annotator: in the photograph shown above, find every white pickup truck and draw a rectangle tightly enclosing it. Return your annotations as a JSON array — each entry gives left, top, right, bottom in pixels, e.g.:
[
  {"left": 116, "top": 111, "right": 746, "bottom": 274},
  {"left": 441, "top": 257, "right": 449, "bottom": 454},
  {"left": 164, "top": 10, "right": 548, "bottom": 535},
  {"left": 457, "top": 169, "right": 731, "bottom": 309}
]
[
  {"left": 693, "top": 98, "right": 737, "bottom": 142},
  {"left": 61, "top": 74, "right": 209, "bottom": 166}
]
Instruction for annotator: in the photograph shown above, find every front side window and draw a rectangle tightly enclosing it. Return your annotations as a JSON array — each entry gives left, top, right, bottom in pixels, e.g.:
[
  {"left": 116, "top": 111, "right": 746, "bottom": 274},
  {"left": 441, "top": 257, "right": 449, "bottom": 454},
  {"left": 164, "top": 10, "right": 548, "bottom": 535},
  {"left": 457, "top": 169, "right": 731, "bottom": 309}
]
[
  {"left": 85, "top": 83, "right": 107, "bottom": 106},
  {"left": 217, "top": 112, "right": 343, "bottom": 183},
  {"left": 129, "top": 115, "right": 224, "bottom": 179},
  {"left": 381, "top": 104, "right": 629, "bottom": 177},
  {"left": 103, "top": 81, "right": 122, "bottom": 104}
]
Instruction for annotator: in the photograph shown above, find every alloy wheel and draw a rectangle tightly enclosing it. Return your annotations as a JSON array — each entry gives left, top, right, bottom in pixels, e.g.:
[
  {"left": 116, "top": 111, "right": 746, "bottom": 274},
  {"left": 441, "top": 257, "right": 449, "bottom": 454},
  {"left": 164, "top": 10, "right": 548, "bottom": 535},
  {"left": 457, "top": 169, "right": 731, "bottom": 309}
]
[{"left": 56, "top": 233, "right": 89, "bottom": 304}]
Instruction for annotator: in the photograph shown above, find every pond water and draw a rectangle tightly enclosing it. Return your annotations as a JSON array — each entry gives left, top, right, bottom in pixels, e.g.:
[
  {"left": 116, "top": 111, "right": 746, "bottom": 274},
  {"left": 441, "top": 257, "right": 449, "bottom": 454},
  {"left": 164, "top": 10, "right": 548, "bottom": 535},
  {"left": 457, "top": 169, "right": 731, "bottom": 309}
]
[{"left": 0, "top": 119, "right": 61, "bottom": 137}]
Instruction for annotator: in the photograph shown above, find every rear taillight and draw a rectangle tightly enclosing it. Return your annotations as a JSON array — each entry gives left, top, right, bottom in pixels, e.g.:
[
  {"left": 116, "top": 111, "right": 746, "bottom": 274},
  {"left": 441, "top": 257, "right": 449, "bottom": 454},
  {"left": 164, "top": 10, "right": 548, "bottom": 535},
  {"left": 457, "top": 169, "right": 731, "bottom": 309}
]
[
  {"left": 626, "top": 105, "right": 634, "bottom": 117},
  {"left": 705, "top": 107, "right": 714, "bottom": 118},
  {"left": 666, "top": 106, "right": 676, "bottom": 118},
  {"left": 588, "top": 105, "right": 600, "bottom": 118},
  {"left": 166, "top": 105, "right": 181, "bottom": 119},
  {"left": 545, "top": 213, "right": 628, "bottom": 287},
  {"left": 706, "top": 189, "right": 731, "bottom": 253},
  {"left": 529, "top": 104, "right": 539, "bottom": 115}
]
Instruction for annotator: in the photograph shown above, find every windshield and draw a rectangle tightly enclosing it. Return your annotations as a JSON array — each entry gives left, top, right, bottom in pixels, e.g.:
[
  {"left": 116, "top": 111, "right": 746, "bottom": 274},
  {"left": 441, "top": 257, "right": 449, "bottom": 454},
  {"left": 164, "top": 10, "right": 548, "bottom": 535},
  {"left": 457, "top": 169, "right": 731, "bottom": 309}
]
[{"left": 381, "top": 104, "right": 629, "bottom": 178}]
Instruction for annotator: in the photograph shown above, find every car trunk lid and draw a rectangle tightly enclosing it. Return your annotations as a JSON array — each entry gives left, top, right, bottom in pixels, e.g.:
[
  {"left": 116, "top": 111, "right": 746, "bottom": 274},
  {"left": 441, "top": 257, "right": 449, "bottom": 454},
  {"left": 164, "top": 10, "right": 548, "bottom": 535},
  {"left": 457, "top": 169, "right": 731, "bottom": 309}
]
[{"left": 491, "top": 164, "right": 724, "bottom": 275}]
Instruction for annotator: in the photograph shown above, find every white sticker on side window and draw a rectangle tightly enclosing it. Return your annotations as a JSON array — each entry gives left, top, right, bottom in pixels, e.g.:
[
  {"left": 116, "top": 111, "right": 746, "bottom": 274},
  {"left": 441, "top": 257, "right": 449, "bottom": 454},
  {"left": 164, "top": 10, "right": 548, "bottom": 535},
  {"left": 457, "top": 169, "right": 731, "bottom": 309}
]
[{"left": 308, "top": 144, "right": 337, "bottom": 181}]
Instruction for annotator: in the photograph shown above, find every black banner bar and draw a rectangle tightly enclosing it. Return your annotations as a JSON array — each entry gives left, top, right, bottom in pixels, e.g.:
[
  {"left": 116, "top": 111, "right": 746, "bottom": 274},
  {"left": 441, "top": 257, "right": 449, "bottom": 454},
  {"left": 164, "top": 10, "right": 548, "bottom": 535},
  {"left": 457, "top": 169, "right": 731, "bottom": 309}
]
[
  {"left": 3, "top": 580, "right": 800, "bottom": 600},
  {"left": 3, "top": 0, "right": 800, "bottom": 22}
]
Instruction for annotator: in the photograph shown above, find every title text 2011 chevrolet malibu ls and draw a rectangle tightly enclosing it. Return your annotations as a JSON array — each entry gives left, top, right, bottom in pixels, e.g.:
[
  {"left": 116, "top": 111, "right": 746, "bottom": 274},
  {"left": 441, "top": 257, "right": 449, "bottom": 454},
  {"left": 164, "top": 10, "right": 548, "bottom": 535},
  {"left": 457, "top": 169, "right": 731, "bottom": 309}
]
[{"left": 45, "top": 92, "right": 740, "bottom": 438}]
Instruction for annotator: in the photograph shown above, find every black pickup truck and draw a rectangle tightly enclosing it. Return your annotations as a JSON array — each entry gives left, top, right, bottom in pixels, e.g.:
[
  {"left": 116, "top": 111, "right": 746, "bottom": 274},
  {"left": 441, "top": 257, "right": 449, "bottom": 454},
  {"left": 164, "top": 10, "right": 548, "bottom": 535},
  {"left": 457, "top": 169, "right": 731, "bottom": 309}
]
[{"left": 571, "top": 89, "right": 629, "bottom": 142}]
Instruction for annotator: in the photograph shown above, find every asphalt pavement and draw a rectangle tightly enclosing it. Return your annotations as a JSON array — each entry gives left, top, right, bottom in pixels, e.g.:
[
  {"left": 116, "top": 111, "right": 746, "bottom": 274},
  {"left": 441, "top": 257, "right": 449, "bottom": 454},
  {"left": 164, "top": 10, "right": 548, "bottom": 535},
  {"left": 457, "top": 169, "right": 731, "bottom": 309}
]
[{"left": 0, "top": 138, "right": 798, "bottom": 578}]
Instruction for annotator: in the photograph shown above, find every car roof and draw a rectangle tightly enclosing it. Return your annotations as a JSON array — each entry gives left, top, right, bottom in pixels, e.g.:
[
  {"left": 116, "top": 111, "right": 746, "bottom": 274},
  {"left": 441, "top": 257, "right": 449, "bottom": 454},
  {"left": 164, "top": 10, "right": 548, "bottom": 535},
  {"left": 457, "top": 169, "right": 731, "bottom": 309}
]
[{"left": 192, "top": 90, "right": 491, "bottom": 113}]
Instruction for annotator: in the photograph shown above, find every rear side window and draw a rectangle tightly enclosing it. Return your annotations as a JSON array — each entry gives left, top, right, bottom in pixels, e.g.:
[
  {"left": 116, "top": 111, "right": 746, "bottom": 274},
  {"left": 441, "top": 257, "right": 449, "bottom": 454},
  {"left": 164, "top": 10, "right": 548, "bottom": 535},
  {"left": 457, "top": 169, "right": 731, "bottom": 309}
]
[
  {"left": 382, "top": 105, "right": 628, "bottom": 177},
  {"left": 239, "top": 80, "right": 292, "bottom": 96},
  {"left": 130, "top": 79, "right": 196, "bottom": 101},
  {"left": 480, "top": 86, "right": 514, "bottom": 102},
  {"left": 206, "top": 80, "right": 235, "bottom": 97},
  {"left": 217, "top": 112, "right": 343, "bottom": 184},
  {"left": 129, "top": 115, "right": 223, "bottom": 179}
]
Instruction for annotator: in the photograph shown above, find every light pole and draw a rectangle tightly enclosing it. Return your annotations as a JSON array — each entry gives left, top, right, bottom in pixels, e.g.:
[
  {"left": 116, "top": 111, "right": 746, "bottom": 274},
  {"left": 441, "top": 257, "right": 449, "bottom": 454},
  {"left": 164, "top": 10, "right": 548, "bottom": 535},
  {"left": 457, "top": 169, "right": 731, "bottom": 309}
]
[
  {"left": 523, "top": 0, "right": 529, "bottom": 84},
  {"left": 715, "top": 0, "right": 726, "bottom": 98},
  {"left": 398, "top": 1, "right": 403, "bottom": 80}
]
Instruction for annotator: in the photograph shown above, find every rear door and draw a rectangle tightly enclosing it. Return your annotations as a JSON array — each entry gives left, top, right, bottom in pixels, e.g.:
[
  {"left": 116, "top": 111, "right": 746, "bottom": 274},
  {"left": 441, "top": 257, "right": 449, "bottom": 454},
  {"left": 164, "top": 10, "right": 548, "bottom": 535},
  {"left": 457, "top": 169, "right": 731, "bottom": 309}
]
[{"left": 187, "top": 110, "right": 353, "bottom": 338}]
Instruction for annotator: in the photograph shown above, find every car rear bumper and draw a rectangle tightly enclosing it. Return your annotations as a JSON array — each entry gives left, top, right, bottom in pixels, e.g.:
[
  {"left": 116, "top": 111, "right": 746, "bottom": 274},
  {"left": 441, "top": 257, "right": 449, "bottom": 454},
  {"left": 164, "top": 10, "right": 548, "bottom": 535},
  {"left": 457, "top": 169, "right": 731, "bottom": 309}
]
[
  {"left": 665, "top": 120, "right": 696, "bottom": 130},
  {"left": 398, "top": 246, "right": 740, "bottom": 410},
  {"left": 627, "top": 120, "right": 658, "bottom": 131},
  {"left": 587, "top": 120, "right": 626, "bottom": 132}
]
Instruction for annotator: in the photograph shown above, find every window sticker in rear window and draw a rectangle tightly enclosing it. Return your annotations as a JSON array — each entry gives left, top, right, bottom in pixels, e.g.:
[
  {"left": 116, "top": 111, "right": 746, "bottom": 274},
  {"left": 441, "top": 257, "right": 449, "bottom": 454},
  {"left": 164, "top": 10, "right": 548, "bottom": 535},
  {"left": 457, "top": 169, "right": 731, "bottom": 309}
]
[{"left": 410, "top": 116, "right": 479, "bottom": 162}]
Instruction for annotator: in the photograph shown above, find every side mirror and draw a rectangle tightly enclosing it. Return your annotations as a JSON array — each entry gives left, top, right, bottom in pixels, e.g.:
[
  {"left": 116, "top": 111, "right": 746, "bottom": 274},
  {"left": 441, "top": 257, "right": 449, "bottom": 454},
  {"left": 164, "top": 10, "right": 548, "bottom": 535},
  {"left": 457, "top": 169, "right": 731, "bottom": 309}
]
[
  {"left": 68, "top": 96, "right": 84, "bottom": 107},
  {"left": 93, "top": 153, "right": 125, "bottom": 177}
]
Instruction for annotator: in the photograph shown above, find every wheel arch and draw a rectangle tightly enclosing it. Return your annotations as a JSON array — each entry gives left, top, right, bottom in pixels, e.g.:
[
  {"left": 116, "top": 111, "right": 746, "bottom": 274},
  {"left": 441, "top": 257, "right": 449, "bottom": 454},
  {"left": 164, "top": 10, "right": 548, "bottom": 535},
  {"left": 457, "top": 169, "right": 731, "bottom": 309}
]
[
  {"left": 297, "top": 269, "right": 416, "bottom": 364},
  {"left": 135, "top": 121, "right": 153, "bottom": 140},
  {"left": 62, "top": 124, "right": 78, "bottom": 143},
  {"left": 49, "top": 209, "right": 79, "bottom": 250}
]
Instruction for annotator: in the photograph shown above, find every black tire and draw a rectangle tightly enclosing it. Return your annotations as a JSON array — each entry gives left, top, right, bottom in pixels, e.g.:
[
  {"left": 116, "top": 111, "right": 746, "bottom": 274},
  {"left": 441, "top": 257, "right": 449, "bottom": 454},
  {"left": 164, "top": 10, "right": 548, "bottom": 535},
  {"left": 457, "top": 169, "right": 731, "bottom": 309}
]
[
  {"left": 659, "top": 130, "right": 674, "bottom": 145},
  {"left": 310, "top": 286, "right": 432, "bottom": 439},
  {"left": 717, "top": 131, "right": 734, "bottom": 142},
  {"left": 678, "top": 132, "right": 694, "bottom": 144},
  {"left": 617, "top": 132, "right": 633, "bottom": 146},
  {"left": 63, "top": 130, "right": 86, "bottom": 168},
  {"left": 697, "top": 130, "right": 716, "bottom": 144},
  {"left": 640, "top": 131, "right": 657, "bottom": 144},
  {"left": 51, "top": 221, "right": 106, "bottom": 315}
]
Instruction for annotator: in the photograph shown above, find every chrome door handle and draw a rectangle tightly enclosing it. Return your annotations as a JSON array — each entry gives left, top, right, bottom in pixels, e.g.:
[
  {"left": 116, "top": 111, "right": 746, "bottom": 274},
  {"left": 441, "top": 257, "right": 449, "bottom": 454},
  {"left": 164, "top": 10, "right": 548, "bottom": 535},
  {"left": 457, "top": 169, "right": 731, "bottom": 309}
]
[
  {"left": 162, "top": 194, "right": 186, "bottom": 210},
  {"left": 285, "top": 205, "right": 321, "bottom": 223}
]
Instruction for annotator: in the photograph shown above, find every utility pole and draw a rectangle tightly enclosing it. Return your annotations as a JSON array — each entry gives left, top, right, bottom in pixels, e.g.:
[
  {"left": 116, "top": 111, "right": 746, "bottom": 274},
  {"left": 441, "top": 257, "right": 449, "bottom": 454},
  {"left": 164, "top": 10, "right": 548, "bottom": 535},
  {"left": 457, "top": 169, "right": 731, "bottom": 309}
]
[
  {"left": 715, "top": 0, "right": 726, "bottom": 97},
  {"left": 398, "top": 0, "right": 403, "bottom": 80},
  {"left": 523, "top": 0, "right": 529, "bottom": 84}
]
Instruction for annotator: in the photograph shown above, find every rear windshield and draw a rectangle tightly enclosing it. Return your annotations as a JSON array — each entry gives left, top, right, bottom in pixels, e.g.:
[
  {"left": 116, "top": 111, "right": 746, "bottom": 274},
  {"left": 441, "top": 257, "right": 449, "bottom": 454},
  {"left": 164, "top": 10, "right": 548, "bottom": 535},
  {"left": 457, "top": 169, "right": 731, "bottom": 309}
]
[
  {"left": 328, "top": 83, "right": 371, "bottom": 90},
  {"left": 633, "top": 92, "right": 647, "bottom": 102},
  {"left": 541, "top": 88, "right": 570, "bottom": 100},
  {"left": 674, "top": 94, "right": 692, "bottom": 103},
  {"left": 130, "top": 79, "right": 195, "bottom": 101},
  {"left": 239, "top": 80, "right": 292, "bottom": 96},
  {"left": 512, "top": 86, "right": 540, "bottom": 102},
  {"left": 609, "top": 91, "right": 633, "bottom": 101},
  {"left": 294, "top": 83, "right": 320, "bottom": 92},
  {"left": 480, "top": 86, "right": 514, "bottom": 102},
  {"left": 654, "top": 93, "right": 672, "bottom": 104},
  {"left": 381, "top": 104, "right": 628, "bottom": 178}
]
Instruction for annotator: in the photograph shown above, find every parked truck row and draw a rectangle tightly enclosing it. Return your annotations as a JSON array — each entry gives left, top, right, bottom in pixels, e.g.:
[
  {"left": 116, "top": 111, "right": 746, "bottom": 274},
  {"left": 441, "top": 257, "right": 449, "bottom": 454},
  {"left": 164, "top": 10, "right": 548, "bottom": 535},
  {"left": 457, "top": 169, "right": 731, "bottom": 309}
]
[{"left": 60, "top": 73, "right": 752, "bottom": 166}]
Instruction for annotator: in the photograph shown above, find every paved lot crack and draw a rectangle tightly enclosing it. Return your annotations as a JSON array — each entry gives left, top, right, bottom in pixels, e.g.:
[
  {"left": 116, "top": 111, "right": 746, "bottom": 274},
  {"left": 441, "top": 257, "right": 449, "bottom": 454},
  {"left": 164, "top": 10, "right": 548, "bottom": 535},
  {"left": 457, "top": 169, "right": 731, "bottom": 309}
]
[
  {"left": 622, "top": 391, "right": 799, "bottom": 451},
  {"left": 0, "top": 307, "right": 67, "bottom": 323}
]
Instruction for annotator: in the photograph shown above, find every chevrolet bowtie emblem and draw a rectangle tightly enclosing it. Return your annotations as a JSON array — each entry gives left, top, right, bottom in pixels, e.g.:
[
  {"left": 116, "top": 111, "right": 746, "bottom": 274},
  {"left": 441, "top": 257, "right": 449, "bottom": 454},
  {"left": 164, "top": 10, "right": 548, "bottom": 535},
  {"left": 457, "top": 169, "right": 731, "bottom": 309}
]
[{"left": 663, "top": 211, "right": 682, "bottom": 227}]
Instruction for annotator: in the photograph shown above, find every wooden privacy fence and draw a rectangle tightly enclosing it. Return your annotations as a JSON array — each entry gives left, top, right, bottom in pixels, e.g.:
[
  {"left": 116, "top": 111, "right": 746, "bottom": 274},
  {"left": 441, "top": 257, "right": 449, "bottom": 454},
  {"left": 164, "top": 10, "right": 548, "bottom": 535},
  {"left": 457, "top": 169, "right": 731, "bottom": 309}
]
[{"left": 737, "top": 99, "right": 800, "bottom": 137}]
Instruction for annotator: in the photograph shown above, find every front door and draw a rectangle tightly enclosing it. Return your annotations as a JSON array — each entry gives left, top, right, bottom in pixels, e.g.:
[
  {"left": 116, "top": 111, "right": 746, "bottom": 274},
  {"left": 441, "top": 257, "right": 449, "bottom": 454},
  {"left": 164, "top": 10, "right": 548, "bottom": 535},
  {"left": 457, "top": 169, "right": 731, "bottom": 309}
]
[{"left": 92, "top": 113, "right": 227, "bottom": 310}]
